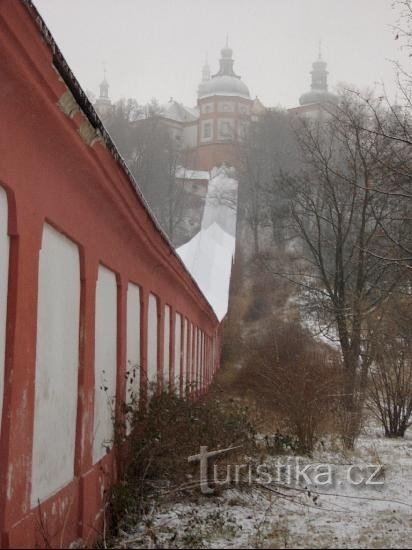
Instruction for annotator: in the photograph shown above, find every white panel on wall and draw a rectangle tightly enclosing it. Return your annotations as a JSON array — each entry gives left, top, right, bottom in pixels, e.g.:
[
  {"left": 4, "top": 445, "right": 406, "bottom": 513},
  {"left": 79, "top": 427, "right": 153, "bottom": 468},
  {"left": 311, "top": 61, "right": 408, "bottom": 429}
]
[
  {"left": 147, "top": 294, "right": 158, "bottom": 388},
  {"left": 126, "top": 283, "right": 140, "bottom": 433},
  {"left": 212, "top": 335, "right": 216, "bottom": 375},
  {"left": 193, "top": 327, "right": 198, "bottom": 389},
  {"left": 208, "top": 337, "right": 212, "bottom": 383},
  {"left": 0, "top": 188, "right": 9, "bottom": 432},
  {"left": 197, "top": 330, "right": 202, "bottom": 391},
  {"left": 163, "top": 305, "right": 170, "bottom": 389},
  {"left": 31, "top": 224, "right": 80, "bottom": 506},
  {"left": 93, "top": 265, "right": 117, "bottom": 464},
  {"left": 182, "top": 319, "right": 188, "bottom": 395},
  {"left": 203, "top": 334, "right": 208, "bottom": 386},
  {"left": 204, "top": 334, "right": 207, "bottom": 386},
  {"left": 174, "top": 313, "right": 181, "bottom": 393},
  {"left": 188, "top": 323, "right": 193, "bottom": 388},
  {"left": 200, "top": 332, "right": 204, "bottom": 390}
]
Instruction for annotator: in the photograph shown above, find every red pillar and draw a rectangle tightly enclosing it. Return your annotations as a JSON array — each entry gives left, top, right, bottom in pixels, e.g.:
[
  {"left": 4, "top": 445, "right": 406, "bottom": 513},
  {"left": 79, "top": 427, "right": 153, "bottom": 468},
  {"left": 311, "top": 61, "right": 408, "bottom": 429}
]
[
  {"left": 75, "top": 252, "right": 98, "bottom": 544},
  {"left": 0, "top": 218, "right": 43, "bottom": 548}
]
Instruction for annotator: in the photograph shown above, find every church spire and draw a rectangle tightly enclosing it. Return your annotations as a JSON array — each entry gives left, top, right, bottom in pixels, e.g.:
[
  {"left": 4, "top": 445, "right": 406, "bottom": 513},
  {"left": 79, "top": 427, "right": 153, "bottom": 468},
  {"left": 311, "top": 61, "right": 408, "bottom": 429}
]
[
  {"left": 95, "top": 65, "right": 112, "bottom": 119},
  {"left": 99, "top": 67, "right": 110, "bottom": 100},
  {"left": 213, "top": 37, "right": 240, "bottom": 78},
  {"left": 299, "top": 46, "right": 337, "bottom": 106},
  {"left": 202, "top": 52, "right": 210, "bottom": 82},
  {"left": 310, "top": 51, "right": 328, "bottom": 91}
]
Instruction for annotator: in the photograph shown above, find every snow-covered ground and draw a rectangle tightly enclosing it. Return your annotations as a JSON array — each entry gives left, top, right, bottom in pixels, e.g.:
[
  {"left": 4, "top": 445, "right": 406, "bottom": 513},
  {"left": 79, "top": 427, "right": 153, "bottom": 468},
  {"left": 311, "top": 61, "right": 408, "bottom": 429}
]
[
  {"left": 111, "top": 425, "right": 412, "bottom": 548},
  {"left": 177, "top": 166, "right": 238, "bottom": 321}
]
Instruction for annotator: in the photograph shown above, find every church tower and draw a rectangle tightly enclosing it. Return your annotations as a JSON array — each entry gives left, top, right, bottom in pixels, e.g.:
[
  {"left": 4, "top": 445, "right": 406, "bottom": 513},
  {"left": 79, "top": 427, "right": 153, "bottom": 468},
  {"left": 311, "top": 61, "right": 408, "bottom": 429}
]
[
  {"left": 94, "top": 72, "right": 112, "bottom": 120},
  {"left": 299, "top": 47, "right": 338, "bottom": 107},
  {"left": 195, "top": 39, "right": 252, "bottom": 171}
]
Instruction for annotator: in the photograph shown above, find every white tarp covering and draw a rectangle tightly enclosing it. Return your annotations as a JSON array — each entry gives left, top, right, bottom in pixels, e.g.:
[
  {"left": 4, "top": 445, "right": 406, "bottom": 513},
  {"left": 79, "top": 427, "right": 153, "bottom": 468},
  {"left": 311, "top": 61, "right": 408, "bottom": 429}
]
[{"left": 177, "top": 166, "right": 238, "bottom": 321}]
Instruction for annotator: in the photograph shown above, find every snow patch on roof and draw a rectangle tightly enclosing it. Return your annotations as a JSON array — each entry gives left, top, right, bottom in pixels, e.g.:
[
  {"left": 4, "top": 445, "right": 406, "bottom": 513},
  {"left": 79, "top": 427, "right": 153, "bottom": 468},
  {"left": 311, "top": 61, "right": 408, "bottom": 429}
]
[
  {"left": 175, "top": 167, "right": 210, "bottom": 181},
  {"left": 160, "top": 100, "right": 199, "bottom": 123}
]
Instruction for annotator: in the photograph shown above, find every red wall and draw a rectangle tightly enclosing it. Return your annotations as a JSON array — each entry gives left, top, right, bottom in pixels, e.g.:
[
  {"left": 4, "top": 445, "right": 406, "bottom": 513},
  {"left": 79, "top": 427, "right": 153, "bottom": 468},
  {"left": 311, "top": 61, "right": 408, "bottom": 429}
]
[{"left": 0, "top": 2, "right": 220, "bottom": 547}]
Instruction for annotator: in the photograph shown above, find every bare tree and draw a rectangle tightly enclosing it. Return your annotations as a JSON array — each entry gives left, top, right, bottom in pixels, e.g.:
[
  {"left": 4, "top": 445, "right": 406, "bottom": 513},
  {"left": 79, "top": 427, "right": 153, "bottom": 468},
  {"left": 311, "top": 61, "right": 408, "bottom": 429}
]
[
  {"left": 269, "top": 94, "right": 406, "bottom": 444},
  {"left": 106, "top": 97, "right": 142, "bottom": 162},
  {"left": 343, "top": 1, "right": 412, "bottom": 264}
]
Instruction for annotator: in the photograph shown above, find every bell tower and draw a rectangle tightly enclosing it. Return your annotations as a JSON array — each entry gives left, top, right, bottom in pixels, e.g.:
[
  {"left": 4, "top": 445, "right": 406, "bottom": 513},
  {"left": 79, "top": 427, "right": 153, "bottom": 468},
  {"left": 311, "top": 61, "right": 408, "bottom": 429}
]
[
  {"left": 94, "top": 69, "right": 112, "bottom": 120},
  {"left": 195, "top": 40, "right": 252, "bottom": 170}
]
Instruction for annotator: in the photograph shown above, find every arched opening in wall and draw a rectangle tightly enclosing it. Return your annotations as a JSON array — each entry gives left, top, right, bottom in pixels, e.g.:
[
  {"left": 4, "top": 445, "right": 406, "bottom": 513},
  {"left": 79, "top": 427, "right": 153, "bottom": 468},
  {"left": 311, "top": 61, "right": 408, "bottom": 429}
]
[
  {"left": 174, "top": 312, "right": 182, "bottom": 395},
  {"left": 163, "top": 305, "right": 171, "bottom": 391},
  {"left": 31, "top": 224, "right": 80, "bottom": 507},
  {"left": 147, "top": 293, "right": 158, "bottom": 392},
  {"left": 93, "top": 265, "right": 117, "bottom": 464},
  {"left": 0, "top": 187, "right": 10, "bottom": 435},
  {"left": 126, "top": 282, "right": 140, "bottom": 434}
]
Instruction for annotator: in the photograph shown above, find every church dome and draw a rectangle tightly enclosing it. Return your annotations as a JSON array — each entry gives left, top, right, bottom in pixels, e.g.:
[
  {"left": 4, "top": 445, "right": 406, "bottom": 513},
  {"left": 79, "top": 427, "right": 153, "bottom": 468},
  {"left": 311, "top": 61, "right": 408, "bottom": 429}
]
[
  {"left": 198, "top": 41, "right": 250, "bottom": 100},
  {"left": 299, "top": 89, "right": 338, "bottom": 106},
  {"left": 299, "top": 52, "right": 338, "bottom": 106},
  {"left": 199, "top": 75, "right": 250, "bottom": 99}
]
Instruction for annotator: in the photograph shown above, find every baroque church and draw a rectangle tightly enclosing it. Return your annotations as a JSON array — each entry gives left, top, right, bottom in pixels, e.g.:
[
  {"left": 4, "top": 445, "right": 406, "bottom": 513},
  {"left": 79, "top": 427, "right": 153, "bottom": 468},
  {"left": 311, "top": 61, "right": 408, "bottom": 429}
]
[{"left": 94, "top": 41, "right": 337, "bottom": 171}]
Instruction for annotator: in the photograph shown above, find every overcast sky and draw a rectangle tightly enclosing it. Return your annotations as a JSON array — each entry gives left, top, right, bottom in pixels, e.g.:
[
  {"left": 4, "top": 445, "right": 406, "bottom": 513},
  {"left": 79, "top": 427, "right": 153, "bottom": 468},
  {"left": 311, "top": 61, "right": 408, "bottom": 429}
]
[{"left": 34, "top": 0, "right": 408, "bottom": 109}]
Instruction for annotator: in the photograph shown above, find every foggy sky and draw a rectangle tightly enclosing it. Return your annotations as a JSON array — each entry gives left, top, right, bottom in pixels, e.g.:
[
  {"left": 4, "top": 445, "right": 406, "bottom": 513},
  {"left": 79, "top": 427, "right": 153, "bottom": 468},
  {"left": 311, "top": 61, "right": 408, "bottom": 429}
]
[{"left": 33, "top": 0, "right": 408, "bottom": 109}]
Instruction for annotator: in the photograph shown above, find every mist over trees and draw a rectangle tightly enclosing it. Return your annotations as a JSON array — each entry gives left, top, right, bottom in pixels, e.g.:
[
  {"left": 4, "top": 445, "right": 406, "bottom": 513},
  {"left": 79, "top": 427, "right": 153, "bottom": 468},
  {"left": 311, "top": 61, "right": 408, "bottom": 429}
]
[{"left": 104, "top": 98, "right": 194, "bottom": 245}]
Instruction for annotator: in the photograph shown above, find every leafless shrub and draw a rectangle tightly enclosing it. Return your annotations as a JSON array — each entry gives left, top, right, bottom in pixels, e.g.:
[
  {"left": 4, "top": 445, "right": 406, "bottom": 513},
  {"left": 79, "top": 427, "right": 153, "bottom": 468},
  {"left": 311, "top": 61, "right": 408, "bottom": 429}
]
[
  {"left": 235, "top": 321, "right": 344, "bottom": 453},
  {"left": 108, "top": 392, "right": 256, "bottom": 536},
  {"left": 366, "top": 298, "right": 412, "bottom": 437}
]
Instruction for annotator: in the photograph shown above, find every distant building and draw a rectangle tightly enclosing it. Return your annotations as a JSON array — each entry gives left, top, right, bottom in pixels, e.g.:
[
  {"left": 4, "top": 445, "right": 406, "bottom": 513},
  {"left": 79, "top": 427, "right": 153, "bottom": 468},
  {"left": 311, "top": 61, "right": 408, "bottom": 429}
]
[
  {"left": 157, "top": 98, "right": 199, "bottom": 153},
  {"left": 94, "top": 44, "right": 338, "bottom": 168}
]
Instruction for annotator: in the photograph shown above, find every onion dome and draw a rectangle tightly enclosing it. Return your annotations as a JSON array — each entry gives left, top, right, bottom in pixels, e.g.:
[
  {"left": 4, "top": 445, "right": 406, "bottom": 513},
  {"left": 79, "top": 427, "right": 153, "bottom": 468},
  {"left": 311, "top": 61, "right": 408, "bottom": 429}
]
[
  {"left": 198, "top": 39, "right": 250, "bottom": 99},
  {"left": 299, "top": 51, "right": 337, "bottom": 106}
]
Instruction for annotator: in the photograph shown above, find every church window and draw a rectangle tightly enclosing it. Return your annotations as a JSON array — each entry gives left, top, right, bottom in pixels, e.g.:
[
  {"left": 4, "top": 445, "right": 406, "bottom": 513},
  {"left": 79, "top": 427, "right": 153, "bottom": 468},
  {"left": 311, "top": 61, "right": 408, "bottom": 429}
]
[
  {"left": 219, "top": 120, "right": 233, "bottom": 140},
  {"left": 203, "top": 122, "right": 211, "bottom": 138}
]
